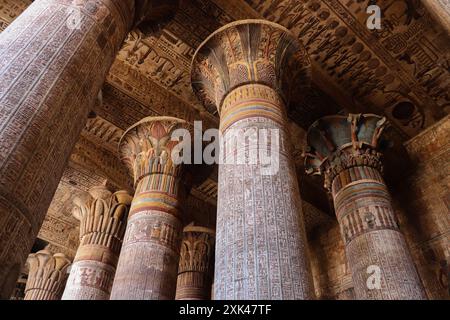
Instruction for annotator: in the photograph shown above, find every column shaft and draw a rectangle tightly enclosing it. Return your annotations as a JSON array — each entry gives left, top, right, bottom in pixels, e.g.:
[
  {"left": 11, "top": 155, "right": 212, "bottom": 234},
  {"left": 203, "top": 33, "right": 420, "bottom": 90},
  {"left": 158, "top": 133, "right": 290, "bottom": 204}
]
[
  {"left": 0, "top": 0, "right": 134, "bottom": 296},
  {"left": 332, "top": 165, "right": 426, "bottom": 299},
  {"left": 62, "top": 188, "right": 132, "bottom": 300}
]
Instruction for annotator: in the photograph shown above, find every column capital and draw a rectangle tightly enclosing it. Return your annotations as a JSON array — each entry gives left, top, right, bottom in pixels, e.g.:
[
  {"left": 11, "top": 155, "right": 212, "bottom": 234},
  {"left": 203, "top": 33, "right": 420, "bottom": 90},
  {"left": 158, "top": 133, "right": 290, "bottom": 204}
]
[
  {"left": 118, "top": 116, "right": 191, "bottom": 188},
  {"left": 191, "top": 19, "right": 311, "bottom": 116},
  {"left": 304, "top": 113, "right": 388, "bottom": 190},
  {"left": 176, "top": 224, "right": 215, "bottom": 300},
  {"left": 179, "top": 224, "right": 215, "bottom": 274},
  {"left": 72, "top": 186, "right": 132, "bottom": 260},
  {"left": 25, "top": 250, "right": 71, "bottom": 300}
]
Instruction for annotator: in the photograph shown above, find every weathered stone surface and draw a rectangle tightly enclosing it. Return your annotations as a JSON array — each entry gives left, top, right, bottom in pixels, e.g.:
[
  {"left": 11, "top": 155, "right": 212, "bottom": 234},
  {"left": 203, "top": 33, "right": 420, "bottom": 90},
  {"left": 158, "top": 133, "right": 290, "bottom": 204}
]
[
  {"left": 110, "top": 117, "right": 191, "bottom": 300},
  {"left": 398, "top": 115, "right": 450, "bottom": 299},
  {"left": 308, "top": 220, "right": 355, "bottom": 300},
  {"left": 62, "top": 186, "right": 132, "bottom": 300},
  {"left": 0, "top": 0, "right": 134, "bottom": 298},
  {"left": 192, "top": 20, "right": 315, "bottom": 300},
  {"left": 305, "top": 113, "right": 426, "bottom": 300},
  {"left": 1, "top": 0, "right": 449, "bottom": 301},
  {"left": 421, "top": 0, "right": 450, "bottom": 34},
  {"left": 176, "top": 224, "right": 215, "bottom": 300},
  {"left": 9, "top": 271, "right": 27, "bottom": 300},
  {"left": 24, "top": 250, "right": 71, "bottom": 300}
]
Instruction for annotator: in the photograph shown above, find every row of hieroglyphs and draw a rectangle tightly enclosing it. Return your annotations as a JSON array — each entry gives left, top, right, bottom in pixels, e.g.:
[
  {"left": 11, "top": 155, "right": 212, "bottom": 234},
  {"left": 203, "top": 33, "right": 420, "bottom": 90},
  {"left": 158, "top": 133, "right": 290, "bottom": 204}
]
[{"left": 114, "top": 0, "right": 449, "bottom": 138}]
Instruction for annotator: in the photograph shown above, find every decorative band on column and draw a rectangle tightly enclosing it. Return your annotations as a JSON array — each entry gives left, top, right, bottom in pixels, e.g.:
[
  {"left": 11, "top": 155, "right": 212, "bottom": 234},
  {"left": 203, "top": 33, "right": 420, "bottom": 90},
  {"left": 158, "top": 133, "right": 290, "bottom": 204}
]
[
  {"left": 24, "top": 250, "right": 71, "bottom": 300},
  {"left": 122, "top": 212, "right": 182, "bottom": 254},
  {"left": 331, "top": 164, "right": 384, "bottom": 195},
  {"left": 305, "top": 113, "right": 426, "bottom": 300},
  {"left": 64, "top": 260, "right": 116, "bottom": 296},
  {"left": 334, "top": 179, "right": 400, "bottom": 245}
]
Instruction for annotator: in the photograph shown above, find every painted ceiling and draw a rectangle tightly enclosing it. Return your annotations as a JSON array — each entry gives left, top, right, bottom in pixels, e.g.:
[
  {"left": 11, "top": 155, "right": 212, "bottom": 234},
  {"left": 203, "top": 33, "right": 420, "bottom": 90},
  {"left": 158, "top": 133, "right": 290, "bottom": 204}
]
[{"left": 0, "top": 0, "right": 448, "bottom": 257}]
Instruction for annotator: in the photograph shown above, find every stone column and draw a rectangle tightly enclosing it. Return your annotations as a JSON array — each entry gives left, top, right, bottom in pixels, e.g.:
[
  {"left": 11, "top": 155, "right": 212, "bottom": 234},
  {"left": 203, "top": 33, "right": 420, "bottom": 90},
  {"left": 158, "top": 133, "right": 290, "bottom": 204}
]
[
  {"left": 62, "top": 186, "right": 132, "bottom": 300},
  {"left": 0, "top": 0, "right": 135, "bottom": 297},
  {"left": 176, "top": 224, "right": 215, "bottom": 300},
  {"left": 422, "top": 0, "right": 450, "bottom": 35},
  {"left": 110, "top": 117, "right": 191, "bottom": 300},
  {"left": 24, "top": 250, "right": 71, "bottom": 300},
  {"left": 191, "top": 19, "right": 314, "bottom": 300},
  {"left": 304, "top": 114, "right": 427, "bottom": 300}
]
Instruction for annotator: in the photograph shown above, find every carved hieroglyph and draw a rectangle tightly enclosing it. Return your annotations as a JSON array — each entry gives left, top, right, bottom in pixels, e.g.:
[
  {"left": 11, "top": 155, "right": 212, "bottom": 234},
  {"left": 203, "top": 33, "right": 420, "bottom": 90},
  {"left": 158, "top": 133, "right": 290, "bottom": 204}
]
[
  {"left": 110, "top": 117, "right": 191, "bottom": 300},
  {"left": 305, "top": 113, "right": 426, "bottom": 299},
  {"left": 176, "top": 224, "right": 215, "bottom": 300},
  {"left": 402, "top": 115, "right": 450, "bottom": 299},
  {"left": 192, "top": 19, "right": 315, "bottom": 299},
  {"left": 24, "top": 250, "right": 71, "bottom": 300},
  {"left": 0, "top": 0, "right": 135, "bottom": 297},
  {"left": 62, "top": 186, "right": 132, "bottom": 300}
]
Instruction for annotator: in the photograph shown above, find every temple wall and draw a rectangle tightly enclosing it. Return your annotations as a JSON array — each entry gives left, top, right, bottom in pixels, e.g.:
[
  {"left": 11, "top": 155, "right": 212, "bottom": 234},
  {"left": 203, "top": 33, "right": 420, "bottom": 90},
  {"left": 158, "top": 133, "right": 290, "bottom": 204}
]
[
  {"left": 395, "top": 115, "right": 450, "bottom": 299},
  {"left": 308, "top": 116, "right": 449, "bottom": 300},
  {"left": 308, "top": 221, "right": 355, "bottom": 300}
]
